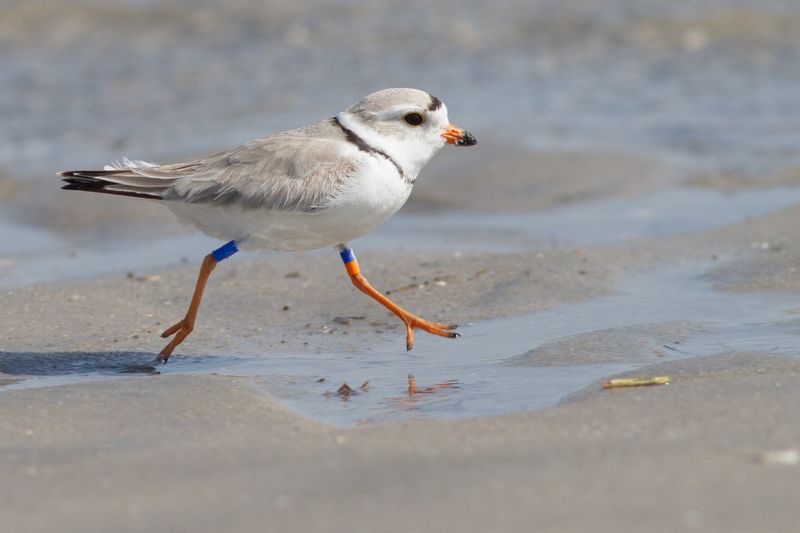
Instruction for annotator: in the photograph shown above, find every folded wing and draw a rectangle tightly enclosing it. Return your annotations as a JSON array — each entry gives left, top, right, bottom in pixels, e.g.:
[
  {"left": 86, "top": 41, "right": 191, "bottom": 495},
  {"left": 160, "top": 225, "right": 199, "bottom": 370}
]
[{"left": 60, "top": 120, "right": 358, "bottom": 212}]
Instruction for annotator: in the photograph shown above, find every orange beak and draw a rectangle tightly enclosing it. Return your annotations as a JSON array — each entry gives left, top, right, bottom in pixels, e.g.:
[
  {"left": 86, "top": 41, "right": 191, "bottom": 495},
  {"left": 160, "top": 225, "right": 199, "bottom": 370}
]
[{"left": 442, "top": 124, "right": 477, "bottom": 146}]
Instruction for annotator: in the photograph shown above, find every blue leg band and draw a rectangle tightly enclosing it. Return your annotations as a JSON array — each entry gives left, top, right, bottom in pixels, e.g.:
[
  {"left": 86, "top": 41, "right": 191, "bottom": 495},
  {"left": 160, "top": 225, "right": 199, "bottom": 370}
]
[
  {"left": 339, "top": 247, "right": 356, "bottom": 264},
  {"left": 211, "top": 240, "right": 239, "bottom": 262}
]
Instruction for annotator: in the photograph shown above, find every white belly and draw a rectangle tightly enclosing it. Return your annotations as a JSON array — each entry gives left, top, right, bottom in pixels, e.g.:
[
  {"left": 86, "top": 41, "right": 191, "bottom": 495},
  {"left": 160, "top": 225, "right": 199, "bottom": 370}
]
[{"left": 166, "top": 157, "right": 413, "bottom": 251}]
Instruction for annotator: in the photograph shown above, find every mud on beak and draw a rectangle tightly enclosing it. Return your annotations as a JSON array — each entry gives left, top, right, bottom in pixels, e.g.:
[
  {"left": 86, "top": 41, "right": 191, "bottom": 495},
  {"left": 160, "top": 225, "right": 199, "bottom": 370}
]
[{"left": 442, "top": 124, "right": 477, "bottom": 146}]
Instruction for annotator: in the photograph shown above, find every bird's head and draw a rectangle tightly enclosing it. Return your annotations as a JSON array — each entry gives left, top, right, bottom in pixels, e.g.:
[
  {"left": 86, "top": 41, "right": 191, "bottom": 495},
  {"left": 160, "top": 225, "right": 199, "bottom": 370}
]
[{"left": 336, "top": 88, "right": 476, "bottom": 179}]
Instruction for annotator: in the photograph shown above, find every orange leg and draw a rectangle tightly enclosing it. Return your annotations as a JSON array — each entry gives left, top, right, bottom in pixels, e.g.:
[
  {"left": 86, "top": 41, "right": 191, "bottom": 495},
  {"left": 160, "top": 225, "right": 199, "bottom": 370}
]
[
  {"left": 158, "top": 253, "right": 218, "bottom": 362},
  {"left": 339, "top": 247, "right": 459, "bottom": 350}
]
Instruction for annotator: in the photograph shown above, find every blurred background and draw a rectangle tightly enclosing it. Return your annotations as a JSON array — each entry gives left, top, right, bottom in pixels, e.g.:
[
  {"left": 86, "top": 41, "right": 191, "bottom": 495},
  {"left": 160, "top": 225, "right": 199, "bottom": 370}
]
[
  {"left": 5, "top": 5, "right": 800, "bottom": 524},
  {"left": 2, "top": 0, "right": 800, "bottom": 284}
]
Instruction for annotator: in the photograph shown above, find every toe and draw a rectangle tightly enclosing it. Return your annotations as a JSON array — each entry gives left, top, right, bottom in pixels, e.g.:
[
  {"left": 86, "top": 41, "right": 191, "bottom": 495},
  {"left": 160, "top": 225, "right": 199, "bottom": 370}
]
[
  {"left": 161, "top": 321, "right": 183, "bottom": 338},
  {"left": 405, "top": 324, "right": 415, "bottom": 351}
]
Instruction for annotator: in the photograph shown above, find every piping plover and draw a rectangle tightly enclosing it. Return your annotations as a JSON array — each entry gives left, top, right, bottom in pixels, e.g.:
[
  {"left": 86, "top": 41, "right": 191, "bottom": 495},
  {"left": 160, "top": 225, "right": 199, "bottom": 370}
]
[{"left": 60, "top": 88, "right": 477, "bottom": 361}]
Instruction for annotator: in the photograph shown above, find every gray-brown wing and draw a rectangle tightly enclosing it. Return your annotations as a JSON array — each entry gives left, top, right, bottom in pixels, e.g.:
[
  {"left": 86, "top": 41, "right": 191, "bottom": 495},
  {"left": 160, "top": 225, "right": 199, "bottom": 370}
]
[{"left": 138, "top": 120, "right": 358, "bottom": 212}]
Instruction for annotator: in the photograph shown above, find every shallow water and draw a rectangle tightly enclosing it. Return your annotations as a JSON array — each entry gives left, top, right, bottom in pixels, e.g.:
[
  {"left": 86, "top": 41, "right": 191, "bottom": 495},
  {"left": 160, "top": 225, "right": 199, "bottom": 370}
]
[
  {"left": 371, "top": 187, "right": 800, "bottom": 252},
  {"left": 207, "top": 261, "right": 799, "bottom": 426},
  {"left": 2, "top": 0, "right": 800, "bottom": 178},
  {"left": 4, "top": 185, "right": 800, "bottom": 287},
  {"left": 2, "top": 0, "right": 800, "bottom": 425},
  {"left": 3, "top": 261, "right": 797, "bottom": 426},
  {"left": 3, "top": 182, "right": 799, "bottom": 427}
]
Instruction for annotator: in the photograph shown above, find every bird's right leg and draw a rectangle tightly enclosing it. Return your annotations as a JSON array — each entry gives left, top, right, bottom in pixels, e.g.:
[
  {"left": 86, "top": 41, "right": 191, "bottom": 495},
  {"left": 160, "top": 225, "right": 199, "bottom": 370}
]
[
  {"left": 336, "top": 244, "right": 459, "bottom": 350},
  {"left": 158, "top": 240, "right": 238, "bottom": 362}
]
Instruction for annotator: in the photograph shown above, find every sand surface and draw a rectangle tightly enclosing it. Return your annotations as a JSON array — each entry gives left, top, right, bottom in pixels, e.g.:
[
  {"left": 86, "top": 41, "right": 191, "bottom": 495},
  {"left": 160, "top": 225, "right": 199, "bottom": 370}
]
[
  {"left": 4, "top": 154, "right": 800, "bottom": 530},
  {"left": 2, "top": 354, "right": 799, "bottom": 533},
  {"left": 3, "top": 0, "right": 800, "bottom": 531}
]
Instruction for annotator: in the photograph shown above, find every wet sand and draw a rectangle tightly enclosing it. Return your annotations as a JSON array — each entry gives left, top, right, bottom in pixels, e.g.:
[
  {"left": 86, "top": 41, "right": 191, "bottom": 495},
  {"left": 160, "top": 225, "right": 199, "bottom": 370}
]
[
  {"left": 4, "top": 147, "right": 800, "bottom": 530},
  {"left": 3, "top": 0, "right": 800, "bottom": 530},
  {"left": 2, "top": 354, "right": 799, "bottom": 533}
]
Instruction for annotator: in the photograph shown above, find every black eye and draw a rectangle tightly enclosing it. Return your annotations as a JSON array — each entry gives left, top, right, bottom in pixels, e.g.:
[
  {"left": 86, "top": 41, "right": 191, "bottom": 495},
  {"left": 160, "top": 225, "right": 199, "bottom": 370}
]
[{"left": 403, "top": 112, "right": 424, "bottom": 126}]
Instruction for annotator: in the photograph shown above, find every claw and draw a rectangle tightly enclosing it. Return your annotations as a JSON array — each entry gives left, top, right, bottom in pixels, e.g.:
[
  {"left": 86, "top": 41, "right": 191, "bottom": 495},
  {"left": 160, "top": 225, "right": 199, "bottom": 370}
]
[
  {"left": 159, "top": 319, "right": 194, "bottom": 363},
  {"left": 402, "top": 317, "right": 461, "bottom": 350}
]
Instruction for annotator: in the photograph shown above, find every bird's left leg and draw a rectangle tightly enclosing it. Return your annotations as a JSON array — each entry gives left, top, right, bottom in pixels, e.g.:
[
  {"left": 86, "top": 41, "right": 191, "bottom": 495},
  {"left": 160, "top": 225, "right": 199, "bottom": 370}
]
[
  {"left": 336, "top": 244, "right": 459, "bottom": 350},
  {"left": 158, "top": 240, "right": 239, "bottom": 362}
]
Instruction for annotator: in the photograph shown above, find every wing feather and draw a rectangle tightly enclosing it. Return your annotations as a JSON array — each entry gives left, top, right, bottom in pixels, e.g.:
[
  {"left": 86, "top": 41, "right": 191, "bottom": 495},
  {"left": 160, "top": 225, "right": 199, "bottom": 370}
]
[
  {"left": 61, "top": 119, "right": 359, "bottom": 212},
  {"left": 151, "top": 120, "right": 358, "bottom": 211}
]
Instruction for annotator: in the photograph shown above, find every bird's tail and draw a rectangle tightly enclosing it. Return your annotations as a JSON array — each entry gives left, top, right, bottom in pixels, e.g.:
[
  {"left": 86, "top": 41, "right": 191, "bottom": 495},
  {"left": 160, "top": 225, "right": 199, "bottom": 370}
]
[{"left": 59, "top": 159, "right": 173, "bottom": 200}]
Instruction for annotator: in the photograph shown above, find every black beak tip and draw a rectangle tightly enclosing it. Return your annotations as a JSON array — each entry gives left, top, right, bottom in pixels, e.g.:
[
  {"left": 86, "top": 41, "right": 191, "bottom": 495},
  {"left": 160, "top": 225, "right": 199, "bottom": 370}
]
[{"left": 457, "top": 131, "right": 477, "bottom": 147}]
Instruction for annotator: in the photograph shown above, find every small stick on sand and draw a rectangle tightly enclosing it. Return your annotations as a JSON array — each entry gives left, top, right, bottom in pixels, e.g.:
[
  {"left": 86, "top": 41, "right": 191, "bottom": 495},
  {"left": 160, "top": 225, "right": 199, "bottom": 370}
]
[{"left": 602, "top": 376, "right": 671, "bottom": 389}]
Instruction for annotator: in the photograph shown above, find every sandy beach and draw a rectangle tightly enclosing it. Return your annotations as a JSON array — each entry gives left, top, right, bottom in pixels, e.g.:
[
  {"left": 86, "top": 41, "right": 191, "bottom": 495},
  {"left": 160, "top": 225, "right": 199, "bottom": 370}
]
[
  {"left": 2, "top": 0, "right": 800, "bottom": 531},
  {"left": 1, "top": 352, "right": 798, "bottom": 533},
  {"left": 4, "top": 145, "right": 800, "bottom": 531}
]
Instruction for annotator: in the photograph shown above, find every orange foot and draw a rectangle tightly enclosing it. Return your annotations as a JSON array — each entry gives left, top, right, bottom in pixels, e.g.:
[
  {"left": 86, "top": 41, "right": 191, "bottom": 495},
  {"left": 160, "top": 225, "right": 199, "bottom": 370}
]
[
  {"left": 347, "top": 266, "right": 459, "bottom": 350},
  {"left": 158, "top": 319, "right": 194, "bottom": 362},
  {"left": 338, "top": 248, "right": 460, "bottom": 350},
  {"left": 399, "top": 315, "right": 459, "bottom": 351}
]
